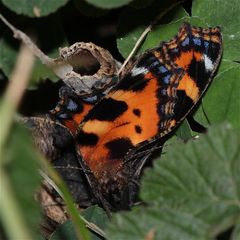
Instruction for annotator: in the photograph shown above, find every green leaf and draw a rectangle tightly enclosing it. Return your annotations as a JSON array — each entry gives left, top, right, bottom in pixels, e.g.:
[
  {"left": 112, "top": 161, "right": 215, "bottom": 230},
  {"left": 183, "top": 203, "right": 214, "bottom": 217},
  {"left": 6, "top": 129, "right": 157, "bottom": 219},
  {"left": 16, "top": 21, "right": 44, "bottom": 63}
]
[
  {"left": 85, "top": 0, "right": 133, "bottom": 9},
  {"left": 130, "top": 0, "right": 155, "bottom": 9},
  {"left": 106, "top": 124, "right": 240, "bottom": 239},
  {"left": 141, "top": 124, "right": 240, "bottom": 234},
  {"left": 81, "top": 205, "right": 109, "bottom": 231},
  {"left": 74, "top": 0, "right": 108, "bottom": 17},
  {"left": 232, "top": 220, "right": 240, "bottom": 240},
  {"left": 0, "top": 33, "right": 17, "bottom": 78},
  {"left": 50, "top": 206, "right": 108, "bottom": 240},
  {"left": 138, "top": 17, "right": 205, "bottom": 55},
  {"left": 1, "top": 0, "right": 69, "bottom": 17},
  {"left": 175, "top": 119, "right": 194, "bottom": 141},
  {"left": 194, "top": 63, "right": 240, "bottom": 128},
  {"left": 50, "top": 221, "right": 78, "bottom": 240},
  {"left": 117, "top": 1, "right": 189, "bottom": 58},
  {"left": 107, "top": 207, "right": 211, "bottom": 240},
  {"left": 29, "top": 60, "right": 58, "bottom": 89},
  {"left": 3, "top": 123, "right": 42, "bottom": 238},
  {"left": 117, "top": 0, "right": 239, "bottom": 66},
  {"left": 192, "top": 0, "right": 240, "bottom": 62}
]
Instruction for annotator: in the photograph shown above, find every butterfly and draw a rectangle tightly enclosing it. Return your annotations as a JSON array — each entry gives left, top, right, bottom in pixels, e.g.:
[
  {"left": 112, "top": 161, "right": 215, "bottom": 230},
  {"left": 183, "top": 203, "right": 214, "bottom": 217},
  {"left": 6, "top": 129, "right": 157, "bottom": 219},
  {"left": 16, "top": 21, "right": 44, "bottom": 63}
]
[{"left": 42, "top": 22, "right": 223, "bottom": 210}]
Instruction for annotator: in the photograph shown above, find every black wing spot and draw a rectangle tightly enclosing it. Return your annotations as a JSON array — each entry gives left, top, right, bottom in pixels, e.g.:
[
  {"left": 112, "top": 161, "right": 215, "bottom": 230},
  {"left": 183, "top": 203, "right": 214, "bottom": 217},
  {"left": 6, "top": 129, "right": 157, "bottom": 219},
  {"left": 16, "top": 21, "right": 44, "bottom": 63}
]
[
  {"left": 86, "top": 98, "right": 128, "bottom": 121},
  {"left": 117, "top": 73, "right": 148, "bottom": 92},
  {"left": 187, "top": 57, "right": 210, "bottom": 92},
  {"left": 133, "top": 108, "right": 141, "bottom": 117},
  {"left": 173, "top": 90, "right": 194, "bottom": 122},
  {"left": 105, "top": 138, "right": 134, "bottom": 160},
  {"left": 76, "top": 131, "right": 99, "bottom": 146},
  {"left": 135, "top": 125, "right": 142, "bottom": 134}
]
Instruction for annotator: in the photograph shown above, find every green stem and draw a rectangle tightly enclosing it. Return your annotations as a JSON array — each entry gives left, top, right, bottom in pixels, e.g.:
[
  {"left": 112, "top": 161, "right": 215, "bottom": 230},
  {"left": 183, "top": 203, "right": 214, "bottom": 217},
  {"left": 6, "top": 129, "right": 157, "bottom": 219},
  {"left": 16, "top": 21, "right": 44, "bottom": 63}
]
[
  {"left": 0, "top": 168, "right": 33, "bottom": 239},
  {"left": 39, "top": 156, "right": 91, "bottom": 240},
  {"left": 0, "top": 45, "right": 35, "bottom": 240},
  {"left": 0, "top": 44, "right": 35, "bottom": 152}
]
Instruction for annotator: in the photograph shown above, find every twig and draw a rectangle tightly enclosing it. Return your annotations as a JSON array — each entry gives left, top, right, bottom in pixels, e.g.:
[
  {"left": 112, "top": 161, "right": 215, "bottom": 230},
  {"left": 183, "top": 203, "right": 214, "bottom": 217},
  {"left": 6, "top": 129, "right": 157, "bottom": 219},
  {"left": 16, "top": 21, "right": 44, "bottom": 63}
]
[
  {"left": 118, "top": 1, "right": 184, "bottom": 75},
  {"left": 39, "top": 151, "right": 110, "bottom": 239},
  {"left": 0, "top": 14, "right": 53, "bottom": 66},
  {"left": 38, "top": 155, "right": 91, "bottom": 240},
  {"left": 117, "top": 26, "right": 152, "bottom": 75},
  {"left": 40, "top": 169, "right": 106, "bottom": 238},
  {"left": 0, "top": 14, "right": 72, "bottom": 79}
]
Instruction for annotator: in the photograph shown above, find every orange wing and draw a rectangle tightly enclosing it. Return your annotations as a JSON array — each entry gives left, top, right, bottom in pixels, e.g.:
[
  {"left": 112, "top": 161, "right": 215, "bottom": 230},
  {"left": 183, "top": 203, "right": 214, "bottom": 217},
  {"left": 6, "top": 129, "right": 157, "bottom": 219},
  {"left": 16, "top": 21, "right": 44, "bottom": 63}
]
[
  {"left": 76, "top": 22, "right": 222, "bottom": 208},
  {"left": 50, "top": 86, "right": 95, "bottom": 134}
]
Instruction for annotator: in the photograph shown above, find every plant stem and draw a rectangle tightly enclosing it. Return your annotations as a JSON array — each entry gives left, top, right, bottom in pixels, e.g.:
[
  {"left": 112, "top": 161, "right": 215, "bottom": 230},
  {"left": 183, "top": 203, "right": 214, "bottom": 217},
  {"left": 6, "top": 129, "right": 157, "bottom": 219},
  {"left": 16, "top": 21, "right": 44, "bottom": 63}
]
[
  {"left": 39, "top": 158, "right": 91, "bottom": 240},
  {"left": 118, "top": 0, "right": 184, "bottom": 75},
  {"left": 0, "top": 44, "right": 35, "bottom": 150},
  {"left": 0, "top": 44, "right": 35, "bottom": 240},
  {"left": 0, "top": 168, "right": 33, "bottom": 240}
]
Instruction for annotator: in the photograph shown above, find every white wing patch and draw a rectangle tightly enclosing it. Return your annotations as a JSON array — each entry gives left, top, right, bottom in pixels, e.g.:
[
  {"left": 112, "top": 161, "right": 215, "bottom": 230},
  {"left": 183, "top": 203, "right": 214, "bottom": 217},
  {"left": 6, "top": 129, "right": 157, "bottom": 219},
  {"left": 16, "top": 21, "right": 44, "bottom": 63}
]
[
  {"left": 203, "top": 54, "right": 214, "bottom": 71},
  {"left": 131, "top": 66, "right": 148, "bottom": 76}
]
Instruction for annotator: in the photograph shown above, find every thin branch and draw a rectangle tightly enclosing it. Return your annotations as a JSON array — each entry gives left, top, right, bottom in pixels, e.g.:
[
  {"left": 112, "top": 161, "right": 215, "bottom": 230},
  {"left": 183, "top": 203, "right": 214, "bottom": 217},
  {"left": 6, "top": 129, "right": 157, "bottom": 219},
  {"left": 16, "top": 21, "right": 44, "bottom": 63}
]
[
  {"left": 39, "top": 155, "right": 93, "bottom": 240},
  {"left": 0, "top": 14, "right": 53, "bottom": 66},
  {"left": 118, "top": 0, "right": 184, "bottom": 75},
  {"left": 0, "top": 14, "right": 72, "bottom": 79},
  {"left": 117, "top": 26, "right": 152, "bottom": 75},
  {"left": 40, "top": 169, "right": 106, "bottom": 238}
]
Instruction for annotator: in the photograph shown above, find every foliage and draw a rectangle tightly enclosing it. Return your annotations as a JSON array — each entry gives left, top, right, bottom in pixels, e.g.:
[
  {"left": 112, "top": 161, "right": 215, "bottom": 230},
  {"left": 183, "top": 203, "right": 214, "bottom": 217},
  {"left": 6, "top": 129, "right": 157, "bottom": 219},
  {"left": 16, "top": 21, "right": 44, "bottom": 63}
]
[
  {"left": 50, "top": 206, "right": 109, "bottom": 240},
  {"left": 1, "top": 0, "right": 69, "bottom": 17},
  {"left": 0, "top": 0, "right": 239, "bottom": 239},
  {"left": 0, "top": 123, "right": 43, "bottom": 239},
  {"left": 107, "top": 123, "right": 240, "bottom": 239}
]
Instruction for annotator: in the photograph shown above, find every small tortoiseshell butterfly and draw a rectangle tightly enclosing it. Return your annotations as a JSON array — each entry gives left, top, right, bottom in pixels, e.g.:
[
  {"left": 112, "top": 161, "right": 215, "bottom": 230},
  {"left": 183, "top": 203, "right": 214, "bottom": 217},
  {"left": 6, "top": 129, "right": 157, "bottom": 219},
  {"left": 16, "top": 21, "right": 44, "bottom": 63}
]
[{"left": 48, "top": 22, "right": 222, "bottom": 210}]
